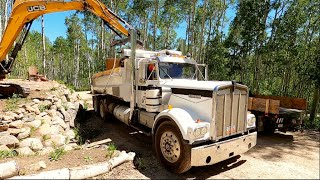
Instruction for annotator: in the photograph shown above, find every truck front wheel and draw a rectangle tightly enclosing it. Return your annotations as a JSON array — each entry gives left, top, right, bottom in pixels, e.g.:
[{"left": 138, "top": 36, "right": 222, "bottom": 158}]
[{"left": 154, "top": 121, "right": 191, "bottom": 174}]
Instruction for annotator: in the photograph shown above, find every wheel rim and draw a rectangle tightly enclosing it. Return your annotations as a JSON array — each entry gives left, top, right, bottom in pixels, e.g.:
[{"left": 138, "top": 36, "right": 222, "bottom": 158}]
[
  {"left": 99, "top": 103, "right": 105, "bottom": 119},
  {"left": 160, "top": 131, "right": 181, "bottom": 163}
]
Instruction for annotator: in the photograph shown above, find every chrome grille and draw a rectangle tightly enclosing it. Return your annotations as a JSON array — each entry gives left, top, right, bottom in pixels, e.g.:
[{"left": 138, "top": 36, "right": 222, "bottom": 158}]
[{"left": 212, "top": 84, "right": 248, "bottom": 140}]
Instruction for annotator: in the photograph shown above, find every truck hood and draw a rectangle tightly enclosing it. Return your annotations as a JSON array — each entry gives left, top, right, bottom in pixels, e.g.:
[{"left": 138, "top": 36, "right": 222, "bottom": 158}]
[{"left": 160, "top": 79, "right": 233, "bottom": 91}]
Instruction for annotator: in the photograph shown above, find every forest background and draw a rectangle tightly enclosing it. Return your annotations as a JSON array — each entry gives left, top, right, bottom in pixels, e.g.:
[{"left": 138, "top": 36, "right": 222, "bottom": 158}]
[{"left": 0, "top": 0, "right": 319, "bottom": 127}]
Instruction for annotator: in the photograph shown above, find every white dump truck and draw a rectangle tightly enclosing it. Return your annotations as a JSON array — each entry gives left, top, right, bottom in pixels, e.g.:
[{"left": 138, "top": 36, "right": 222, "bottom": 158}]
[{"left": 91, "top": 46, "right": 257, "bottom": 173}]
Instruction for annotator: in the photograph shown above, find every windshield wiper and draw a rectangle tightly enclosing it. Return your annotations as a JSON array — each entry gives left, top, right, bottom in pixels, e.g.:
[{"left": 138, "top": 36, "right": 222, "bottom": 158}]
[{"left": 160, "top": 67, "right": 172, "bottom": 80}]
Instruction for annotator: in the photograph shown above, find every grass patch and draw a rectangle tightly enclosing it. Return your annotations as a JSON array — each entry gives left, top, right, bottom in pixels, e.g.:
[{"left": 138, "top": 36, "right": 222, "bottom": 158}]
[
  {"left": 50, "top": 87, "right": 57, "bottom": 91},
  {"left": 84, "top": 156, "right": 92, "bottom": 162},
  {"left": 73, "top": 128, "right": 84, "bottom": 145},
  {"left": 4, "top": 94, "right": 21, "bottom": 111},
  {"left": 83, "top": 101, "right": 89, "bottom": 110},
  {"left": 38, "top": 104, "right": 50, "bottom": 112},
  {"left": 106, "top": 143, "right": 117, "bottom": 158},
  {"left": 0, "top": 150, "right": 18, "bottom": 159},
  {"left": 134, "top": 157, "right": 146, "bottom": 170},
  {"left": 42, "top": 134, "right": 50, "bottom": 141},
  {"left": 49, "top": 148, "right": 65, "bottom": 161}
]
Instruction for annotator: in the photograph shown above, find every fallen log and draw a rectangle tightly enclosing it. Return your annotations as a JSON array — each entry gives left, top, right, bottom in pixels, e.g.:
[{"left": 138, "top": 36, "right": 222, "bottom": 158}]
[
  {"left": 0, "top": 161, "right": 19, "bottom": 179},
  {"left": 83, "top": 138, "right": 112, "bottom": 149},
  {"left": 9, "top": 168, "right": 70, "bottom": 179},
  {"left": 69, "top": 151, "right": 135, "bottom": 179},
  {"left": 9, "top": 151, "right": 136, "bottom": 179}
]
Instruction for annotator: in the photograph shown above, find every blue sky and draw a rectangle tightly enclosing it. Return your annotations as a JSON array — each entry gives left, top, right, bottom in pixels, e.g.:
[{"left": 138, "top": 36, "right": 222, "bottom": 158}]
[{"left": 30, "top": 7, "right": 236, "bottom": 43}]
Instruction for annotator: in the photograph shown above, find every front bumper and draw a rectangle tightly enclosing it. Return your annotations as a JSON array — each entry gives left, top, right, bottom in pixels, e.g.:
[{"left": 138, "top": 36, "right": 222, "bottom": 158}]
[{"left": 191, "top": 132, "right": 257, "bottom": 167}]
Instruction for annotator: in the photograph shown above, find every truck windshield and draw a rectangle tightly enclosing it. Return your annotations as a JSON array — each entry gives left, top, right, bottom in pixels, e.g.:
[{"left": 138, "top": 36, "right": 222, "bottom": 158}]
[{"left": 159, "top": 62, "right": 196, "bottom": 79}]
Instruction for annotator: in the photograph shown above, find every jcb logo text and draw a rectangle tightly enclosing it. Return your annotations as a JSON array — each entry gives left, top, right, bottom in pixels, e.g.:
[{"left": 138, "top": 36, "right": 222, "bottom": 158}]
[{"left": 27, "top": 5, "right": 46, "bottom": 12}]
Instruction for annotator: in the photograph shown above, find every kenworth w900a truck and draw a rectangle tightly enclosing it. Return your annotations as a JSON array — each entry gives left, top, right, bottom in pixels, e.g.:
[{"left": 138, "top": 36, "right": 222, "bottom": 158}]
[{"left": 91, "top": 37, "right": 257, "bottom": 173}]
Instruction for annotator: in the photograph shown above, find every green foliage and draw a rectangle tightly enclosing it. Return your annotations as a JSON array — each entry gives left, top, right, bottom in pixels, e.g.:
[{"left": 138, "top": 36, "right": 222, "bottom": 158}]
[
  {"left": 105, "top": 143, "right": 117, "bottom": 158},
  {"left": 38, "top": 104, "right": 50, "bottom": 112},
  {"left": 83, "top": 101, "right": 89, "bottom": 110},
  {"left": 49, "top": 148, "right": 66, "bottom": 161},
  {"left": 50, "top": 87, "right": 57, "bottom": 91},
  {"left": 303, "top": 115, "right": 320, "bottom": 131},
  {"left": 84, "top": 156, "right": 92, "bottom": 162},
  {"left": 0, "top": 150, "right": 18, "bottom": 159},
  {"left": 73, "top": 128, "right": 84, "bottom": 145},
  {"left": 4, "top": 94, "right": 21, "bottom": 111},
  {"left": 42, "top": 134, "right": 50, "bottom": 141},
  {"left": 2, "top": 0, "right": 319, "bottom": 129},
  {"left": 134, "top": 157, "right": 146, "bottom": 170}
]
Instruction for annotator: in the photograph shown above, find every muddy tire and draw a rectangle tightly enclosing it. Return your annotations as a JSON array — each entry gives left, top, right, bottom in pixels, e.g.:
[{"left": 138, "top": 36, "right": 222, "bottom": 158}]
[{"left": 154, "top": 121, "right": 191, "bottom": 174}]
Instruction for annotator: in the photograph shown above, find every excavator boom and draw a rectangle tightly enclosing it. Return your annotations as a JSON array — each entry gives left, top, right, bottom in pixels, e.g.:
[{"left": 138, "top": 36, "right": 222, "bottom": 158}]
[{"left": 0, "top": 0, "right": 138, "bottom": 97}]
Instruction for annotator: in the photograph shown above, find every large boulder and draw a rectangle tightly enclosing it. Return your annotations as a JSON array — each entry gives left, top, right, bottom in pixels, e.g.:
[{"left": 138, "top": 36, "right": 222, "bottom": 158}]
[
  {"left": 0, "top": 145, "right": 9, "bottom": 151},
  {"left": 19, "top": 138, "right": 43, "bottom": 151},
  {"left": 9, "top": 120, "right": 23, "bottom": 129},
  {"left": 50, "top": 134, "right": 67, "bottom": 147},
  {"left": 32, "top": 99, "right": 40, "bottom": 104},
  {"left": 47, "top": 109, "right": 57, "bottom": 117},
  {"left": 64, "top": 129, "right": 75, "bottom": 140},
  {"left": 0, "top": 125, "right": 9, "bottom": 132},
  {"left": 2, "top": 115, "right": 14, "bottom": 122},
  {"left": 7, "top": 128, "right": 22, "bottom": 135},
  {"left": 38, "top": 147, "right": 54, "bottom": 155},
  {"left": 25, "top": 119, "right": 41, "bottom": 129},
  {"left": 52, "top": 117, "right": 67, "bottom": 129},
  {"left": 49, "top": 125, "right": 64, "bottom": 135},
  {"left": 0, "top": 135, "right": 19, "bottom": 148},
  {"left": 17, "top": 127, "right": 31, "bottom": 139},
  {"left": 36, "top": 123, "right": 51, "bottom": 136},
  {"left": 16, "top": 147, "right": 35, "bottom": 156},
  {"left": 25, "top": 105, "right": 36, "bottom": 113}
]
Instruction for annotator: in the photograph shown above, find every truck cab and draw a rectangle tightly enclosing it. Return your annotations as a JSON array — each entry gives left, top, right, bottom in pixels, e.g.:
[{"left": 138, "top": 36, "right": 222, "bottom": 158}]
[{"left": 91, "top": 48, "right": 257, "bottom": 173}]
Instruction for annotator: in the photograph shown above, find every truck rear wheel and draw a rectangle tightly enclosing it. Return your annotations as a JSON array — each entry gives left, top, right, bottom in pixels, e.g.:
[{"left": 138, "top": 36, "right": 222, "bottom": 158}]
[{"left": 154, "top": 121, "right": 191, "bottom": 174}]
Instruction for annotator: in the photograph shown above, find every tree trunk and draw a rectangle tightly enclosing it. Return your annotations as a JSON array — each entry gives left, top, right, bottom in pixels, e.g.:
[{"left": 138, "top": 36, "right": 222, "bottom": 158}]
[
  {"left": 190, "top": 0, "right": 197, "bottom": 57},
  {"left": 199, "top": 0, "right": 207, "bottom": 63},
  {"left": 0, "top": 15, "right": 2, "bottom": 41},
  {"left": 41, "top": 15, "right": 46, "bottom": 75},
  {"left": 309, "top": 85, "right": 320, "bottom": 123},
  {"left": 153, "top": 0, "right": 158, "bottom": 51},
  {"left": 101, "top": 19, "right": 105, "bottom": 59}
]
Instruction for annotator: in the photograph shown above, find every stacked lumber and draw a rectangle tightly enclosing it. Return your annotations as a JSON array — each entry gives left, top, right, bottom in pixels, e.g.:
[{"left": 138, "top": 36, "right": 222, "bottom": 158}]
[
  {"left": 253, "top": 95, "right": 307, "bottom": 110},
  {"left": 248, "top": 97, "right": 280, "bottom": 114}
]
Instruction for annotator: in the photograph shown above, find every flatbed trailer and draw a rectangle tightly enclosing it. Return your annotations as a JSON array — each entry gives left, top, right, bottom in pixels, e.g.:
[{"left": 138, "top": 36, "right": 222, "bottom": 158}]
[{"left": 248, "top": 95, "right": 307, "bottom": 133}]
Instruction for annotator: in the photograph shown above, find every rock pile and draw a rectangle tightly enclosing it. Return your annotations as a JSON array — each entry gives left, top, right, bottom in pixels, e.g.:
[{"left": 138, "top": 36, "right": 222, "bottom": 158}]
[{"left": 0, "top": 85, "right": 83, "bottom": 156}]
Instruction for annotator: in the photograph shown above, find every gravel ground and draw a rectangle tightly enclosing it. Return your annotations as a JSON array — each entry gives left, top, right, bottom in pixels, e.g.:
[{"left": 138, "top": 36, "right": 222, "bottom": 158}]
[{"left": 78, "top": 110, "right": 319, "bottom": 179}]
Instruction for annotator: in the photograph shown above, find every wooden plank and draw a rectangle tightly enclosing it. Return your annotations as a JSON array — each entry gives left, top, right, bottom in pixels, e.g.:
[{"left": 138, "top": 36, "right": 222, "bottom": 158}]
[
  {"left": 83, "top": 138, "right": 112, "bottom": 149},
  {"left": 253, "top": 95, "right": 307, "bottom": 110},
  {"left": 248, "top": 97, "right": 280, "bottom": 114}
]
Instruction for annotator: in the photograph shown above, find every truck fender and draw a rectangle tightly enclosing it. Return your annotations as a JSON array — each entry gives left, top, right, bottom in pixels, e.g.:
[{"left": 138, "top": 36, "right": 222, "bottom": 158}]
[{"left": 152, "top": 108, "right": 195, "bottom": 142}]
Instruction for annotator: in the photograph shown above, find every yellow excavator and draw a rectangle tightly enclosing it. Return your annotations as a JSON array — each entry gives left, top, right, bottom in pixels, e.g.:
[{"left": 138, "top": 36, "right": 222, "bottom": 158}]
[{"left": 0, "top": 0, "right": 141, "bottom": 97}]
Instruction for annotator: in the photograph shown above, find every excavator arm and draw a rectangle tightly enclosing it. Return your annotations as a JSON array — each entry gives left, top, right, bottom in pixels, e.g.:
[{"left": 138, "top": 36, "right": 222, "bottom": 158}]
[{"left": 0, "top": 0, "right": 138, "bottom": 77}]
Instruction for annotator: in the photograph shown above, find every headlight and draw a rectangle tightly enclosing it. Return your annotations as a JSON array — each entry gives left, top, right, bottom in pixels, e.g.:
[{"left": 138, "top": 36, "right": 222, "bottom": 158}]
[
  {"left": 193, "top": 126, "right": 208, "bottom": 138},
  {"left": 201, "top": 127, "right": 207, "bottom": 134},
  {"left": 193, "top": 128, "right": 201, "bottom": 137},
  {"left": 247, "top": 113, "right": 256, "bottom": 129}
]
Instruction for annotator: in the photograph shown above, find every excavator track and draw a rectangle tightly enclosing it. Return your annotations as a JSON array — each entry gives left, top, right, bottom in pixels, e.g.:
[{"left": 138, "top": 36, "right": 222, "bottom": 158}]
[{"left": 0, "top": 83, "right": 30, "bottom": 98}]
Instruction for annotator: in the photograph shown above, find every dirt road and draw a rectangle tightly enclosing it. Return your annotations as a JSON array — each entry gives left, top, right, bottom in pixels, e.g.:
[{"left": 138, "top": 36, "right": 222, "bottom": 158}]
[{"left": 76, "top": 110, "right": 319, "bottom": 179}]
